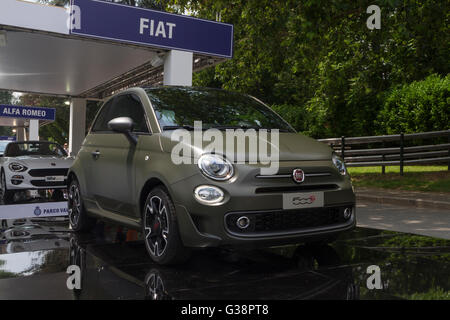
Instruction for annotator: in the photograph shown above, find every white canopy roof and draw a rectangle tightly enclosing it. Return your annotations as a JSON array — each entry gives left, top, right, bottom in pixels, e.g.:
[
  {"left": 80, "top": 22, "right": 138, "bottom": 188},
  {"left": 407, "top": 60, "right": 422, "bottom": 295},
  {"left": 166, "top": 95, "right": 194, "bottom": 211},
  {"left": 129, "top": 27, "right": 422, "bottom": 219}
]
[{"left": 0, "top": 0, "right": 222, "bottom": 99}]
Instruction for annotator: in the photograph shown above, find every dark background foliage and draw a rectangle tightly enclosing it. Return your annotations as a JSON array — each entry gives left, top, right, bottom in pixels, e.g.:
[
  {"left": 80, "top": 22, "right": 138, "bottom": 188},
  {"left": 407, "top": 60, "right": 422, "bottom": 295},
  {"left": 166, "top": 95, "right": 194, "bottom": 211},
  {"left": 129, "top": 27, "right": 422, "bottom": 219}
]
[{"left": 1, "top": 0, "right": 448, "bottom": 141}]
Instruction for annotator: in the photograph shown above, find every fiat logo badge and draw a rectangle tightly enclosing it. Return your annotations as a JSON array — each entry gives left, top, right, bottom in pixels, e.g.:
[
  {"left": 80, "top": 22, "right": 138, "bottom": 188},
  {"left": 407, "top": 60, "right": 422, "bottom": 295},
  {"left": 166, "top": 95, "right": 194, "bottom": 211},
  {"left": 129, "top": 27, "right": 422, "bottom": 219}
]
[{"left": 292, "top": 169, "right": 305, "bottom": 183}]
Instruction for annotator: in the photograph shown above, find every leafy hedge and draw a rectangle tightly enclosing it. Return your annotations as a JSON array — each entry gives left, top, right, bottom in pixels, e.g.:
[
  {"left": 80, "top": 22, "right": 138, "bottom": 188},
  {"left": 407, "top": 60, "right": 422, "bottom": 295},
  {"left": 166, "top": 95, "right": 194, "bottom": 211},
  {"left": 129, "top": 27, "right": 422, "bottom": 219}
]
[{"left": 376, "top": 74, "right": 449, "bottom": 134}]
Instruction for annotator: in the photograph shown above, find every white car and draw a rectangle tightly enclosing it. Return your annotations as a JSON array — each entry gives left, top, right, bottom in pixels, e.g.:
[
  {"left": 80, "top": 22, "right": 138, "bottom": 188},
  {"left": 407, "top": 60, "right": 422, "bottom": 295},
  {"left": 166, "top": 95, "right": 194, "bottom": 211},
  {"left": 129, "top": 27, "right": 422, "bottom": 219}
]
[
  {"left": 1, "top": 224, "right": 69, "bottom": 253},
  {"left": 0, "top": 141, "right": 73, "bottom": 203}
]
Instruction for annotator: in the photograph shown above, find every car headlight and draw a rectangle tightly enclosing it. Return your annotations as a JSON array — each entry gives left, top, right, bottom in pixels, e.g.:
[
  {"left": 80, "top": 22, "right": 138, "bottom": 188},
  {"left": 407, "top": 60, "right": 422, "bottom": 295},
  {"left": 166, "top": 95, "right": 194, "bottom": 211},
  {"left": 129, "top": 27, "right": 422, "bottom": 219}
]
[
  {"left": 332, "top": 153, "right": 347, "bottom": 175},
  {"left": 8, "top": 163, "right": 27, "bottom": 172},
  {"left": 198, "top": 154, "right": 234, "bottom": 181}
]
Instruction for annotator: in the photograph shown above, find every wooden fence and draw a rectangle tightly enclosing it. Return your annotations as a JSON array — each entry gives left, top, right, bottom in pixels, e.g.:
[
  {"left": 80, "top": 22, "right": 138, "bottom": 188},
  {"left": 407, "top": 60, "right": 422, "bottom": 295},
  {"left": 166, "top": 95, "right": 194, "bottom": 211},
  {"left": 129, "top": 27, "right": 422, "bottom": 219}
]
[{"left": 318, "top": 130, "right": 450, "bottom": 175}]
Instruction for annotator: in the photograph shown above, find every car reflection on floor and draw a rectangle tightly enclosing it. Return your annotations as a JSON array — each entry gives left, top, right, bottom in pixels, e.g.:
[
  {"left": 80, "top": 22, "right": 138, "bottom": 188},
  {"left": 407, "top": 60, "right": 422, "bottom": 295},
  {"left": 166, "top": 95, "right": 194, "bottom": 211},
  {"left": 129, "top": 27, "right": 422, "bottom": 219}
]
[
  {"left": 0, "top": 218, "right": 449, "bottom": 300},
  {"left": 1, "top": 217, "right": 69, "bottom": 254},
  {"left": 70, "top": 231, "right": 358, "bottom": 300}
]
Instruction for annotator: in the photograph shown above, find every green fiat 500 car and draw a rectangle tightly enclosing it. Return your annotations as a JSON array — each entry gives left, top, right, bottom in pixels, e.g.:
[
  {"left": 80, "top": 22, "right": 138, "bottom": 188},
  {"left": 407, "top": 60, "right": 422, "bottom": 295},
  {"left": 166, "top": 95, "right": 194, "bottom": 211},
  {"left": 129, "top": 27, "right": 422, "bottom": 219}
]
[{"left": 68, "top": 87, "right": 355, "bottom": 264}]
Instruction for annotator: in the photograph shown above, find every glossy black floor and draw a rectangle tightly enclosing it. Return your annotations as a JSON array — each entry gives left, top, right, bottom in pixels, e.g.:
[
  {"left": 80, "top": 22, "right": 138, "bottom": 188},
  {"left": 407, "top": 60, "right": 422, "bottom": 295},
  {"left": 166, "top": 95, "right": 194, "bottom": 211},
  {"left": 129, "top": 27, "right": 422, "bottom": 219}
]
[{"left": 0, "top": 217, "right": 449, "bottom": 300}]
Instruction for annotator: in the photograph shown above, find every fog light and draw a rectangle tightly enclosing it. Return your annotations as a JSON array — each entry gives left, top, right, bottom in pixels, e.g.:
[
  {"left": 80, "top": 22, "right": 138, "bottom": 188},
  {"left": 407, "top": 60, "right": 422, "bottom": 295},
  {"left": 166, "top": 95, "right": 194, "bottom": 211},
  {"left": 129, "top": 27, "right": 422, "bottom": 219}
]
[
  {"left": 194, "top": 185, "right": 224, "bottom": 205},
  {"left": 343, "top": 207, "right": 353, "bottom": 220},
  {"left": 236, "top": 216, "right": 250, "bottom": 229}
]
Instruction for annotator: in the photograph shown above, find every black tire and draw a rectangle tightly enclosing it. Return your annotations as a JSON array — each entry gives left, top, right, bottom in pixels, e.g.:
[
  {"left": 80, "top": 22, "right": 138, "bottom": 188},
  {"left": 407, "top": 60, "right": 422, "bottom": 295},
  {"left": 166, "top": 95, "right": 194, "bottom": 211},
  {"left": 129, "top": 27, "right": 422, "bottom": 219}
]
[
  {"left": 1, "top": 170, "right": 15, "bottom": 204},
  {"left": 51, "top": 189, "right": 65, "bottom": 201},
  {"left": 68, "top": 178, "right": 96, "bottom": 232},
  {"left": 142, "top": 186, "right": 191, "bottom": 265}
]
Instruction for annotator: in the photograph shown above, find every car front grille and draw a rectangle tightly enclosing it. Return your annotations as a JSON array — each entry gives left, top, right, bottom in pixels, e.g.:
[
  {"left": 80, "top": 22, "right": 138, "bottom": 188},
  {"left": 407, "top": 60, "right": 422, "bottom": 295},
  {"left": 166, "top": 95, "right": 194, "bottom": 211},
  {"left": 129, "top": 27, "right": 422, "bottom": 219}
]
[
  {"left": 225, "top": 206, "right": 350, "bottom": 235},
  {"left": 30, "top": 180, "right": 67, "bottom": 187},
  {"left": 255, "top": 184, "right": 338, "bottom": 194},
  {"left": 28, "top": 169, "right": 68, "bottom": 177}
]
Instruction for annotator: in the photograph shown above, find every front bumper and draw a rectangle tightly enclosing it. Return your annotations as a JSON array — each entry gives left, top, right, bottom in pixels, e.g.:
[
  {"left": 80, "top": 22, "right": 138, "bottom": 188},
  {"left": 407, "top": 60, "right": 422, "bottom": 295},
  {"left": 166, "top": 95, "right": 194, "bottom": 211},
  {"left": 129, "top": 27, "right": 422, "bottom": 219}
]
[
  {"left": 5, "top": 169, "right": 68, "bottom": 190},
  {"left": 169, "top": 161, "right": 356, "bottom": 248},
  {"left": 175, "top": 204, "right": 356, "bottom": 248}
]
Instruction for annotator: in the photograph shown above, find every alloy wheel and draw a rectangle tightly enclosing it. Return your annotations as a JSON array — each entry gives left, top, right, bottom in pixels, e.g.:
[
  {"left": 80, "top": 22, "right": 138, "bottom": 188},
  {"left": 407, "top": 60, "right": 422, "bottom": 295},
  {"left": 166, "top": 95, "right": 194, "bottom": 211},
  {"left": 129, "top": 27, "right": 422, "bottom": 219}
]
[
  {"left": 0, "top": 171, "right": 7, "bottom": 203},
  {"left": 68, "top": 183, "right": 81, "bottom": 228},
  {"left": 1, "top": 171, "right": 5, "bottom": 193},
  {"left": 144, "top": 196, "right": 170, "bottom": 257},
  {"left": 145, "top": 271, "right": 167, "bottom": 300}
]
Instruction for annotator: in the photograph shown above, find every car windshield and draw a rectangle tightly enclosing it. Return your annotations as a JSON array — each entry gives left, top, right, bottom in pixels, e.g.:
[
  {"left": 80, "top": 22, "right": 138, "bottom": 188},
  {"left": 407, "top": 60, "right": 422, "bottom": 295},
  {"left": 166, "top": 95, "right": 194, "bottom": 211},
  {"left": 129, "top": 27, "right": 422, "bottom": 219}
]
[
  {"left": 145, "top": 87, "right": 295, "bottom": 132},
  {"left": 0, "top": 141, "right": 11, "bottom": 153},
  {"left": 4, "top": 142, "right": 66, "bottom": 157}
]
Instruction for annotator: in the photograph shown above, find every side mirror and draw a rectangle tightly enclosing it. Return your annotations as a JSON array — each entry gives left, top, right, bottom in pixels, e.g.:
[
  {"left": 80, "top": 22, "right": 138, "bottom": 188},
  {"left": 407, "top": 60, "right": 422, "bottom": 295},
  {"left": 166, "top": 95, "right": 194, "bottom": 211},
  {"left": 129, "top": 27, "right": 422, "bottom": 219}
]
[
  {"left": 108, "top": 117, "right": 137, "bottom": 145},
  {"left": 108, "top": 117, "right": 134, "bottom": 133}
]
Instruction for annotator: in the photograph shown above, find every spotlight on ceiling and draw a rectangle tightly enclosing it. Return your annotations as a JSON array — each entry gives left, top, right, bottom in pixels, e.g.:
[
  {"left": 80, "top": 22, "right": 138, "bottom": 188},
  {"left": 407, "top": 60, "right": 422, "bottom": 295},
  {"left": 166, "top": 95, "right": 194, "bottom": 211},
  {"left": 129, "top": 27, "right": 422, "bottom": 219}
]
[{"left": 150, "top": 54, "right": 164, "bottom": 68}]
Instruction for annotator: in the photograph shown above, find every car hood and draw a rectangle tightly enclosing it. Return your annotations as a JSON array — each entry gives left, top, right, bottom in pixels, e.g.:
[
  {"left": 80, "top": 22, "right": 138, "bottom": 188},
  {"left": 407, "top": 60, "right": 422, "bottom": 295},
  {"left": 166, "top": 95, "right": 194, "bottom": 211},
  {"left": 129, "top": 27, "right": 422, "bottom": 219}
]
[
  {"left": 7, "top": 156, "right": 73, "bottom": 168},
  {"left": 159, "top": 131, "right": 332, "bottom": 161}
]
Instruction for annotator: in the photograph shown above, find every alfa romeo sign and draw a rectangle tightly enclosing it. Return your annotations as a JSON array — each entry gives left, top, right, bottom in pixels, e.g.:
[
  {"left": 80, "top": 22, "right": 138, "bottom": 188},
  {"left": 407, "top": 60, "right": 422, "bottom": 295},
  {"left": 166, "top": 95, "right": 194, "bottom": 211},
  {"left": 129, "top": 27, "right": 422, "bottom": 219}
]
[{"left": 0, "top": 105, "right": 56, "bottom": 121}]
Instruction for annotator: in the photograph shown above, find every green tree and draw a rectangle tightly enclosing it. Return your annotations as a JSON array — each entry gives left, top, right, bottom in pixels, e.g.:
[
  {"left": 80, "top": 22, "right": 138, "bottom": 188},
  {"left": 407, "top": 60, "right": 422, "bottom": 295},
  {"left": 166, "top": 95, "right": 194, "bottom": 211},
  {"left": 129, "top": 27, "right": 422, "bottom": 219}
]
[
  {"left": 0, "top": 91, "right": 12, "bottom": 105},
  {"left": 39, "top": 0, "right": 168, "bottom": 10},
  {"left": 0, "top": 91, "right": 13, "bottom": 136},
  {"left": 175, "top": 0, "right": 449, "bottom": 138},
  {"left": 377, "top": 74, "right": 450, "bottom": 134},
  {"left": 19, "top": 94, "right": 69, "bottom": 144},
  {"left": 37, "top": 0, "right": 450, "bottom": 138}
]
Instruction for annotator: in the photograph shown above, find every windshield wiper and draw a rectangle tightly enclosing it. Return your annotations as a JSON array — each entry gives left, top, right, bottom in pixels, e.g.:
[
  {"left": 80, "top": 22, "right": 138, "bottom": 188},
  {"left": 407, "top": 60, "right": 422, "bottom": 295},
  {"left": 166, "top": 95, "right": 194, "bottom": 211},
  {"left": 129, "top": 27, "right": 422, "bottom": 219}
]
[{"left": 162, "top": 125, "right": 196, "bottom": 131}]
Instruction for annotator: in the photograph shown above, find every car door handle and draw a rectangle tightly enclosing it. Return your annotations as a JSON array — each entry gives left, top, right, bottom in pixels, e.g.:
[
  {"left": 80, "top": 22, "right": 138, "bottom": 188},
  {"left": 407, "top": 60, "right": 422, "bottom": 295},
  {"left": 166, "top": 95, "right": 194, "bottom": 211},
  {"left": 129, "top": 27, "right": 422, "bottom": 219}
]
[{"left": 91, "top": 151, "right": 101, "bottom": 159}]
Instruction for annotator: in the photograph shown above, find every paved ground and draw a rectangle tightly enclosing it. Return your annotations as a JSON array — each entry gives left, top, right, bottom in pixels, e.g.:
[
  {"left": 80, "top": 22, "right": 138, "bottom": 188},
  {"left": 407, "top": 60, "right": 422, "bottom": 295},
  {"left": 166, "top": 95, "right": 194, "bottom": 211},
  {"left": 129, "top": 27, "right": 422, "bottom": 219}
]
[
  {"left": 356, "top": 201, "right": 450, "bottom": 240},
  {"left": 1, "top": 223, "right": 449, "bottom": 300},
  {"left": 356, "top": 187, "right": 450, "bottom": 210}
]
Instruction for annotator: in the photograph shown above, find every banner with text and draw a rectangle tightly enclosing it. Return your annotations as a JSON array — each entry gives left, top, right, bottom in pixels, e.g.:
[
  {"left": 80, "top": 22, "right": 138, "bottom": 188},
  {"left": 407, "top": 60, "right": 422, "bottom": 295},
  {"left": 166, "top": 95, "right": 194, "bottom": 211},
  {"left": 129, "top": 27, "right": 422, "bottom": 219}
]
[
  {"left": 0, "top": 105, "right": 56, "bottom": 121},
  {"left": 0, "top": 202, "right": 68, "bottom": 220},
  {"left": 70, "top": 0, "right": 234, "bottom": 58}
]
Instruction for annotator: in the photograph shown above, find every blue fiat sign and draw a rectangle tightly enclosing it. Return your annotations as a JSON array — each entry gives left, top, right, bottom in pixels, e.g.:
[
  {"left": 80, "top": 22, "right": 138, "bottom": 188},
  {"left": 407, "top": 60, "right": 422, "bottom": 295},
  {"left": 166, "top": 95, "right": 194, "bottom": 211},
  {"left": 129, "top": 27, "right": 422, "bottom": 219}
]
[
  {"left": 70, "top": 0, "right": 234, "bottom": 58},
  {"left": 0, "top": 105, "right": 56, "bottom": 121}
]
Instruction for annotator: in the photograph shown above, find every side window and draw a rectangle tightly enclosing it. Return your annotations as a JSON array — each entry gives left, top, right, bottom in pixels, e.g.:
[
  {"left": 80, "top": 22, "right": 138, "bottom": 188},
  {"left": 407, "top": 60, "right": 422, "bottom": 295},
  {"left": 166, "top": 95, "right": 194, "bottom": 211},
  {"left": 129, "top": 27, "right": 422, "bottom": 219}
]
[
  {"left": 91, "top": 98, "right": 114, "bottom": 132},
  {"left": 109, "top": 94, "right": 149, "bottom": 133}
]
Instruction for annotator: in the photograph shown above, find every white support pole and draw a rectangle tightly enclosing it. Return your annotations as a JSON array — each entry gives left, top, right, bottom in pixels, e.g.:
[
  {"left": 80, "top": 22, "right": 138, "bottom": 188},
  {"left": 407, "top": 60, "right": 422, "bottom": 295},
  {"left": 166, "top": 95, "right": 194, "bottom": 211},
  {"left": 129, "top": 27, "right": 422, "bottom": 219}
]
[
  {"left": 28, "top": 119, "right": 39, "bottom": 141},
  {"left": 69, "top": 98, "right": 86, "bottom": 157},
  {"left": 16, "top": 127, "right": 26, "bottom": 141},
  {"left": 163, "top": 50, "right": 193, "bottom": 86}
]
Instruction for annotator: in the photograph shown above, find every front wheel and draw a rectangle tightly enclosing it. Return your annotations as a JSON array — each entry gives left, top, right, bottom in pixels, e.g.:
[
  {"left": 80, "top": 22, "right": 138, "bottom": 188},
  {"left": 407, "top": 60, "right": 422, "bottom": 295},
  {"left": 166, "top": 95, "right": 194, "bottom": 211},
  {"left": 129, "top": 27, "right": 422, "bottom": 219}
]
[
  {"left": 68, "top": 178, "right": 96, "bottom": 232},
  {"left": 1, "top": 170, "right": 14, "bottom": 204},
  {"left": 142, "top": 187, "right": 191, "bottom": 265}
]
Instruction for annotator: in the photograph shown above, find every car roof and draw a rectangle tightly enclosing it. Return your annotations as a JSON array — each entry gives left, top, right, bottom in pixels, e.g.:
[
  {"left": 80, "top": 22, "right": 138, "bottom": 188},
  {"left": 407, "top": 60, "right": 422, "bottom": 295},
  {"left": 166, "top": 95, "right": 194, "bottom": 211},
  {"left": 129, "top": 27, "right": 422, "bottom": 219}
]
[{"left": 106, "top": 86, "right": 250, "bottom": 102}]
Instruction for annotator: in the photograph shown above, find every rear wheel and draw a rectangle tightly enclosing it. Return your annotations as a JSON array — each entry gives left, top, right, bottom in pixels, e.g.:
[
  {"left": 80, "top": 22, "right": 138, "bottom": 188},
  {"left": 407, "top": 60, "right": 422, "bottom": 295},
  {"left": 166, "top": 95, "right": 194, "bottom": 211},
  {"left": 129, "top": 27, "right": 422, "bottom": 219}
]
[
  {"left": 1, "top": 170, "right": 14, "bottom": 204},
  {"left": 68, "top": 178, "right": 96, "bottom": 232},
  {"left": 142, "top": 187, "right": 190, "bottom": 265}
]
